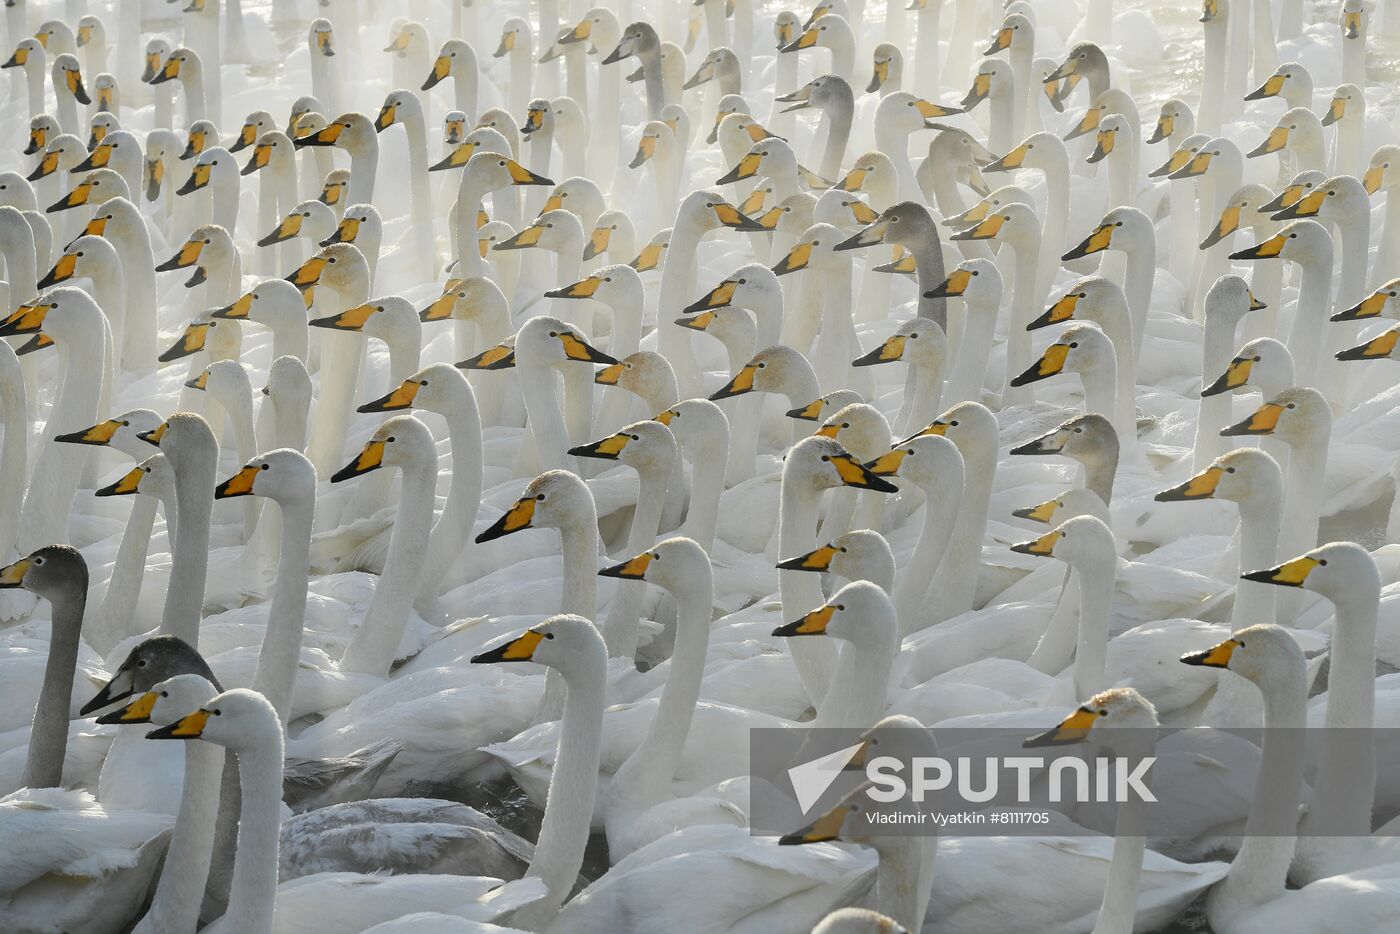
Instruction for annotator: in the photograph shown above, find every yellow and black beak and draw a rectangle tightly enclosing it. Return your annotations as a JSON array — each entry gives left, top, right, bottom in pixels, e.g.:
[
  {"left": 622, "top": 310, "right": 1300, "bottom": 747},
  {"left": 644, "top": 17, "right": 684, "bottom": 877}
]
[
  {"left": 1146, "top": 112, "right": 1176, "bottom": 144},
  {"left": 1365, "top": 163, "right": 1386, "bottom": 195},
  {"left": 374, "top": 102, "right": 399, "bottom": 133},
  {"left": 330, "top": 439, "right": 387, "bottom": 483},
  {"left": 780, "top": 26, "right": 820, "bottom": 53},
  {"left": 1272, "top": 189, "right": 1325, "bottom": 220},
  {"left": 717, "top": 151, "right": 763, "bottom": 185},
  {"left": 629, "top": 242, "right": 667, "bottom": 271},
  {"left": 156, "top": 238, "right": 205, "bottom": 272},
  {"left": 146, "top": 708, "right": 212, "bottom": 740},
  {"left": 1343, "top": 10, "right": 1363, "bottom": 39},
  {"left": 212, "top": 292, "right": 254, "bottom": 320},
  {"left": 863, "top": 448, "right": 908, "bottom": 477},
  {"left": 599, "top": 551, "right": 653, "bottom": 579},
  {"left": 1063, "top": 222, "right": 1113, "bottom": 259},
  {"left": 494, "top": 224, "right": 545, "bottom": 251},
  {"left": 1245, "top": 72, "right": 1285, "bottom": 101},
  {"left": 309, "top": 301, "right": 377, "bottom": 331},
  {"left": 158, "top": 322, "right": 210, "bottom": 363},
  {"left": 184, "top": 369, "right": 211, "bottom": 391},
  {"left": 215, "top": 464, "right": 261, "bottom": 499},
  {"left": 95, "top": 690, "right": 160, "bottom": 725},
  {"left": 295, "top": 121, "right": 344, "bottom": 148},
  {"left": 1200, "top": 205, "right": 1242, "bottom": 249},
  {"left": 47, "top": 180, "right": 94, "bottom": 213},
  {"left": 829, "top": 452, "right": 899, "bottom": 492},
  {"left": 776, "top": 543, "right": 840, "bottom": 572},
  {"left": 983, "top": 142, "right": 1028, "bottom": 173},
  {"left": 1242, "top": 554, "right": 1318, "bottom": 587},
  {"left": 0, "top": 300, "right": 52, "bottom": 336},
  {"left": 1087, "top": 127, "right": 1116, "bottom": 164},
  {"left": 544, "top": 276, "right": 603, "bottom": 300},
  {"left": 0, "top": 557, "right": 30, "bottom": 588},
  {"left": 285, "top": 256, "right": 327, "bottom": 289},
  {"left": 1023, "top": 706, "right": 1099, "bottom": 747},
  {"left": 176, "top": 162, "right": 212, "bottom": 195},
  {"left": 241, "top": 141, "right": 272, "bottom": 176},
  {"left": 1337, "top": 328, "right": 1400, "bottom": 361},
  {"left": 138, "top": 422, "right": 168, "bottom": 446},
  {"left": 1220, "top": 401, "right": 1284, "bottom": 436},
  {"left": 557, "top": 332, "right": 618, "bottom": 364},
  {"left": 712, "top": 201, "right": 768, "bottom": 231},
  {"left": 772, "top": 603, "right": 836, "bottom": 637},
  {"left": 1201, "top": 355, "right": 1253, "bottom": 396},
  {"left": 55, "top": 418, "right": 124, "bottom": 446},
  {"left": 471, "top": 629, "right": 546, "bottom": 663},
  {"left": 777, "top": 801, "right": 848, "bottom": 845},
  {"left": 1334, "top": 285, "right": 1397, "bottom": 321},
  {"left": 951, "top": 213, "right": 1006, "bottom": 243},
  {"left": 594, "top": 362, "right": 625, "bottom": 384},
  {"left": 1009, "top": 342, "right": 1070, "bottom": 386},
  {"left": 475, "top": 495, "right": 538, "bottom": 543},
  {"left": 1029, "top": 291, "right": 1082, "bottom": 330},
  {"left": 1181, "top": 637, "right": 1239, "bottom": 667},
  {"left": 772, "top": 241, "right": 814, "bottom": 275},
  {"left": 1010, "top": 528, "right": 1061, "bottom": 557},
  {"left": 1247, "top": 126, "right": 1290, "bottom": 158},
  {"left": 1155, "top": 466, "right": 1223, "bottom": 502},
  {"left": 95, "top": 466, "right": 146, "bottom": 496},
  {"left": 852, "top": 334, "right": 906, "bottom": 367},
  {"left": 711, "top": 363, "right": 759, "bottom": 400},
  {"left": 456, "top": 342, "right": 516, "bottom": 370},
  {"left": 37, "top": 252, "right": 78, "bottom": 289},
  {"left": 359, "top": 378, "right": 422, "bottom": 412},
  {"left": 1063, "top": 106, "right": 1102, "bottom": 141},
  {"left": 684, "top": 279, "right": 738, "bottom": 315},
  {"left": 258, "top": 212, "right": 304, "bottom": 247},
  {"left": 568, "top": 431, "right": 633, "bottom": 460},
  {"left": 1012, "top": 497, "right": 1062, "bottom": 524}
]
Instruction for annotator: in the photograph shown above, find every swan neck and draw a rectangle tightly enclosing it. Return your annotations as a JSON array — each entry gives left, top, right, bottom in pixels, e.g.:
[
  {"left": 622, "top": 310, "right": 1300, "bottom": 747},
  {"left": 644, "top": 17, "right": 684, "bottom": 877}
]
[
  {"left": 221, "top": 729, "right": 284, "bottom": 934},
  {"left": 23, "top": 590, "right": 84, "bottom": 787}
]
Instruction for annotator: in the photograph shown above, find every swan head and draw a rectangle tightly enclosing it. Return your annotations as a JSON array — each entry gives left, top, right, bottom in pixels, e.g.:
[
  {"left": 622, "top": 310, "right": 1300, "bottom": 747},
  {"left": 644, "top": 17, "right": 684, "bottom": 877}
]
[
  {"left": 1180, "top": 623, "right": 1304, "bottom": 688},
  {"left": 1246, "top": 107, "right": 1321, "bottom": 160},
  {"left": 1272, "top": 173, "right": 1368, "bottom": 222},
  {"left": 1010, "top": 412, "right": 1118, "bottom": 464},
  {"left": 1030, "top": 275, "right": 1123, "bottom": 329},
  {"left": 140, "top": 38, "right": 171, "bottom": 83},
  {"left": 1365, "top": 145, "right": 1400, "bottom": 194},
  {"left": 470, "top": 615, "right": 606, "bottom": 679},
  {"left": 902, "top": 400, "right": 997, "bottom": 451},
  {"left": 540, "top": 176, "right": 606, "bottom": 227},
  {"left": 307, "top": 19, "right": 336, "bottom": 57},
  {"left": 1148, "top": 132, "right": 1207, "bottom": 178},
  {"left": 685, "top": 47, "right": 738, "bottom": 90},
  {"left": 77, "top": 126, "right": 135, "bottom": 175},
  {"left": 1242, "top": 541, "right": 1379, "bottom": 606},
  {"left": 629, "top": 120, "right": 677, "bottom": 169},
  {"left": 603, "top": 21, "right": 656, "bottom": 64},
  {"left": 876, "top": 92, "right": 960, "bottom": 137},
  {"left": 151, "top": 46, "right": 200, "bottom": 85},
  {"left": 95, "top": 451, "right": 175, "bottom": 500},
  {"left": 386, "top": 21, "right": 430, "bottom": 57},
  {"left": 1198, "top": 274, "right": 1262, "bottom": 326},
  {"left": 653, "top": 397, "right": 728, "bottom": 446},
  {"left": 961, "top": 60, "right": 1009, "bottom": 112},
  {"left": 630, "top": 227, "right": 672, "bottom": 272},
  {"left": 1013, "top": 487, "right": 1109, "bottom": 526},
  {"left": 494, "top": 208, "right": 582, "bottom": 254},
  {"left": 1086, "top": 113, "right": 1129, "bottom": 165},
  {"left": 774, "top": 222, "right": 845, "bottom": 275},
  {"left": 867, "top": 43, "right": 902, "bottom": 94},
  {"left": 158, "top": 222, "right": 232, "bottom": 287},
  {"left": 519, "top": 97, "right": 553, "bottom": 137},
  {"left": 86, "top": 111, "right": 119, "bottom": 150},
  {"left": 39, "top": 233, "right": 116, "bottom": 289},
  {"left": 82, "top": 635, "right": 218, "bottom": 716},
  {"left": 786, "top": 389, "right": 863, "bottom": 422},
  {"left": 685, "top": 262, "right": 783, "bottom": 316},
  {"left": 287, "top": 242, "right": 369, "bottom": 296},
  {"left": 781, "top": 12, "right": 853, "bottom": 55},
  {"left": 320, "top": 203, "right": 382, "bottom": 250},
  {"left": 215, "top": 448, "right": 317, "bottom": 505},
  {"left": 716, "top": 111, "right": 778, "bottom": 155},
  {"left": 1201, "top": 337, "right": 1293, "bottom": 396},
  {"left": 1045, "top": 42, "right": 1109, "bottom": 85},
  {"left": 297, "top": 112, "right": 376, "bottom": 153},
  {"left": 813, "top": 189, "right": 879, "bottom": 229},
  {"left": 1320, "top": 83, "right": 1361, "bottom": 128},
  {"left": 419, "top": 275, "right": 508, "bottom": 324},
  {"left": 708, "top": 94, "right": 751, "bottom": 144},
  {"left": 986, "top": 12, "right": 1033, "bottom": 55},
  {"left": 1147, "top": 98, "right": 1193, "bottom": 144},
  {"left": 229, "top": 110, "right": 275, "bottom": 154},
  {"left": 1010, "top": 514, "right": 1116, "bottom": 571},
  {"left": 1063, "top": 206, "right": 1150, "bottom": 260},
  {"left": 679, "top": 188, "right": 767, "bottom": 233},
  {"left": 360, "top": 362, "right": 472, "bottom": 415},
  {"left": 158, "top": 310, "right": 231, "bottom": 363},
  {"left": 1024, "top": 687, "right": 1158, "bottom": 748},
  {"left": 711, "top": 345, "right": 816, "bottom": 401},
  {"left": 600, "top": 536, "right": 712, "bottom": 599},
  {"left": 834, "top": 151, "right": 900, "bottom": 196},
  {"left": 3, "top": 38, "right": 41, "bottom": 73},
  {"left": 286, "top": 96, "right": 323, "bottom": 137},
  {"left": 138, "top": 414, "right": 217, "bottom": 484},
  {"left": 781, "top": 74, "right": 852, "bottom": 116},
  {"left": 677, "top": 306, "right": 756, "bottom": 349},
  {"left": 950, "top": 200, "right": 1038, "bottom": 247},
  {"left": 375, "top": 90, "right": 424, "bottom": 133},
  {"left": 454, "top": 150, "right": 552, "bottom": 189},
  {"left": 813, "top": 403, "right": 890, "bottom": 460},
  {"left": 331, "top": 414, "right": 435, "bottom": 484},
  {"left": 1200, "top": 183, "right": 1275, "bottom": 249},
  {"left": 25, "top": 114, "right": 59, "bottom": 157},
  {"left": 568, "top": 419, "right": 677, "bottom": 474},
  {"left": 1245, "top": 62, "right": 1310, "bottom": 103},
  {"left": 585, "top": 211, "right": 635, "bottom": 261},
  {"left": 214, "top": 278, "right": 305, "bottom": 324},
  {"left": 477, "top": 469, "right": 595, "bottom": 543},
  {"left": 0, "top": 545, "right": 86, "bottom": 612},
  {"left": 594, "top": 351, "right": 677, "bottom": 403},
  {"left": 99, "top": 673, "right": 219, "bottom": 729},
  {"left": 546, "top": 264, "right": 642, "bottom": 310},
  {"left": 1341, "top": 0, "right": 1366, "bottom": 39},
  {"left": 55, "top": 408, "right": 162, "bottom": 454},
  {"left": 1220, "top": 386, "right": 1330, "bottom": 445},
  {"left": 1155, "top": 447, "right": 1283, "bottom": 507},
  {"left": 186, "top": 359, "right": 252, "bottom": 404},
  {"left": 853, "top": 318, "right": 946, "bottom": 371},
  {"left": 773, "top": 579, "right": 896, "bottom": 645},
  {"left": 983, "top": 131, "right": 1062, "bottom": 174},
  {"left": 777, "top": 528, "right": 895, "bottom": 589},
  {"left": 146, "top": 688, "right": 280, "bottom": 751},
  {"left": 264, "top": 356, "right": 313, "bottom": 411},
  {"left": 423, "top": 39, "right": 475, "bottom": 91},
  {"left": 1337, "top": 324, "right": 1400, "bottom": 362},
  {"left": 719, "top": 136, "right": 797, "bottom": 186},
  {"left": 783, "top": 435, "right": 899, "bottom": 494},
  {"left": 52, "top": 53, "right": 89, "bottom": 104},
  {"left": 176, "top": 146, "right": 235, "bottom": 199},
  {"left": 865, "top": 434, "right": 964, "bottom": 505},
  {"left": 511, "top": 315, "right": 616, "bottom": 368}
]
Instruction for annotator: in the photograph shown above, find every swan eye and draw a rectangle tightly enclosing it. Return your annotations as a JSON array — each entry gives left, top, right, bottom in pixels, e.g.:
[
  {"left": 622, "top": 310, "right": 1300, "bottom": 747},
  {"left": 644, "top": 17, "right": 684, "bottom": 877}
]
[
  {"left": 1318, "top": 558, "right": 1327, "bottom": 566},
  {"left": 160, "top": 691, "right": 168, "bottom": 697},
  {"left": 536, "top": 493, "right": 546, "bottom": 501},
  {"left": 544, "top": 632, "right": 555, "bottom": 639},
  {"left": 1068, "top": 342, "right": 1078, "bottom": 348},
  {"left": 758, "top": 362, "right": 767, "bottom": 368},
  {"left": 419, "top": 380, "right": 429, "bottom": 386},
  {"left": 910, "top": 333, "right": 918, "bottom": 339},
  {"left": 213, "top": 709, "right": 220, "bottom": 716},
  {"left": 137, "top": 659, "right": 147, "bottom": 667},
  {"left": 835, "top": 604, "right": 844, "bottom": 611},
  {"left": 34, "top": 556, "right": 44, "bottom": 565},
  {"left": 839, "top": 547, "right": 847, "bottom": 553},
  {"left": 1097, "top": 709, "right": 1108, "bottom": 717},
  {"left": 821, "top": 455, "right": 830, "bottom": 461},
  {"left": 629, "top": 434, "right": 639, "bottom": 440},
  {"left": 387, "top": 436, "right": 396, "bottom": 442},
  {"left": 950, "top": 420, "right": 958, "bottom": 426},
  {"left": 1289, "top": 233, "right": 1296, "bottom": 238},
  {"left": 1285, "top": 403, "right": 1295, "bottom": 410},
  {"left": 1252, "top": 355, "right": 1260, "bottom": 362},
  {"left": 260, "top": 463, "right": 269, "bottom": 470}
]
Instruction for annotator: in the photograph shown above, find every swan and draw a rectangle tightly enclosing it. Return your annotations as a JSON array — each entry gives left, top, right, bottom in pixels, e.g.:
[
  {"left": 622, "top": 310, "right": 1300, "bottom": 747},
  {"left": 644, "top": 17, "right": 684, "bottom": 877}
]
[
  {"left": 602, "top": 22, "right": 664, "bottom": 120},
  {"left": 853, "top": 318, "right": 946, "bottom": 439},
  {"left": 74, "top": 196, "right": 157, "bottom": 374},
  {"left": 836, "top": 202, "right": 948, "bottom": 331},
  {"left": 1012, "top": 321, "right": 1132, "bottom": 450},
  {"left": 242, "top": 130, "right": 301, "bottom": 276},
  {"left": 3, "top": 38, "right": 47, "bottom": 123},
  {"left": 295, "top": 112, "right": 379, "bottom": 208},
  {"left": 776, "top": 74, "right": 854, "bottom": 181},
  {"left": 213, "top": 279, "right": 311, "bottom": 363},
  {"left": 149, "top": 46, "right": 208, "bottom": 124},
  {"left": 779, "top": 12, "right": 855, "bottom": 83}
]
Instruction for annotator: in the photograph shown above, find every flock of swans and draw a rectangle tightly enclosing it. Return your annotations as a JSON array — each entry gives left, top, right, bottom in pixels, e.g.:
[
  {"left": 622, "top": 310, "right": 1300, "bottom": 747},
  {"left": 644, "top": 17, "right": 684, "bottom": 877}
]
[{"left": 2, "top": 0, "right": 1400, "bottom": 931}]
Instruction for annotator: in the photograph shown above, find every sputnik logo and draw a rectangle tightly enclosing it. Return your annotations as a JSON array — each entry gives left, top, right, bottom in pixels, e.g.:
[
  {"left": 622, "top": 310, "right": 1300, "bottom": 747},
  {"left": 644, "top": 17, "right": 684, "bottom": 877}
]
[{"left": 787, "top": 742, "right": 865, "bottom": 814}]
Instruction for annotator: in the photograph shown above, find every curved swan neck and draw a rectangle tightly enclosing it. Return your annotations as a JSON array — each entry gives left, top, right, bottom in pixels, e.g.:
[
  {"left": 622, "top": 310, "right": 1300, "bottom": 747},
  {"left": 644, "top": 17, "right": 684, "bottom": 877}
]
[
  {"left": 88, "top": 496, "right": 158, "bottom": 656},
  {"left": 254, "top": 494, "right": 314, "bottom": 721},
  {"left": 23, "top": 587, "right": 84, "bottom": 787},
  {"left": 219, "top": 726, "right": 284, "bottom": 934},
  {"left": 161, "top": 445, "right": 215, "bottom": 647},
  {"left": 147, "top": 741, "right": 225, "bottom": 932}
]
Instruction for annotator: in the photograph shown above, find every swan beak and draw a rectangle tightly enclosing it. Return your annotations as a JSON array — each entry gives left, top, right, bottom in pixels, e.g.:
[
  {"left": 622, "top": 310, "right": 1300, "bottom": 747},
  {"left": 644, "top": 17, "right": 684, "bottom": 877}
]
[
  {"left": 260, "top": 213, "right": 303, "bottom": 246},
  {"left": 15, "top": 334, "right": 51, "bottom": 356},
  {"left": 712, "top": 362, "right": 760, "bottom": 400},
  {"left": 2, "top": 47, "right": 26, "bottom": 68},
  {"left": 772, "top": 242, "right": 813, "bottom": 275},
  {"left": 96, "top": 465, "right": 145, "bottom": 497},
  {"left": 599, "top": 552, "right": 653, "bottom": 579},
  {"left": 296, "top": 122, "right": 344, "bottom": 148},
  {"left": 867, "top": 60, "right": 889, "bottom": 93},
  {"left": 1146, "top": 113, "right": 1175, "bottom": 144},
  {"left": 915, "top": 98, "right": 962, "bottom": 122},
  {"left": 286, "top": 256, "right": 327, "bottom": 288},
  {"left": 492, "top": 31, "right": 515, "bottom": 57},
  {"left": 242, "top": 142, "right": 272, "bottom": 176},
  {"left": 1155, "top": 466, "right": 1223, "bottom": 502},
  {"left": 1337, "top": 328, "right": 1400, "bottom": 361},
  {"left": 1044, "top": 56, "right": 1078, "bottom": 83},
  {"left": 73, "top": 141, "right": 112, "bottom": 172},
  {"left": 853, "top": 335, "right": 906, "bottom": 366},
  {"left": 146, "top": 709, "right": 211, "bottom": 740},
  {"left": 777, "top": 544, "right": 840, "bottom": 572},
  {"left": 830, "top": 453, "right": 899, "bottom": 492},
  {"left": 569, "top": 431, "right": 632, "bottom": 460},
  {"left": 1343, "top": 11, "right": 1362, "bottom": 38},
  {"left": 1245, "top": 73, "right": 1285, "bottom": 101},
  {"left": 1012, "top": 498, "right": 1062, "bottom": 523},
  {"left": 181, "top": 129, "right": 207, "bottom": 160},
  {"left": 185, "top": 369, "right": 210, "bottom": 391},
  {"left": 520, "top": 108, "right": 546, "bottom": 135},
  {"left": 773, "top": 604, "right": 836, "bottom": 637},
  {"left": 786, "top": 398, "right": 827, "bottom": 420},
  {"left": 602, "top": 41, "right": 630, "bottom": 65},
  {"left": 961, "top": 74, "right": 990, "bottom": 111},
  {"left": 230, "top": 122, "right": 259, "bottom": 152},
  {"left": 1030, "top": 292, "right": 1081, "bottom": 329},
  {"left": 374, "top": 103, "right": 398, "bottom": 133},
  {"left": 686, "top": 280, "right": 738, "bottom": 315},
  {"left": 835, "top": 218, "right": 889, "bottom": 251},
  {"left": 176, "top": 163, "right": 212, "bottom": 195},
  {"left": 213, "top": 292, "right": 254, "bottom": 321},
  {"left": 137, "top": 422, "right": 168, "bottom": 446},
  {"left": 594, "top": 362, "right": 625, "bottom": 384},
  {"left": 1272, "top": 190, "right": 1324, "bottom": 220},
  {"left": 1249, "top": 291, "right": 1268, "bottom": 311},
  {"left": 546, "top": 276, "right": 603, "bottom": 300},
  {"left": 1220, "top": 401, "right": 1284, "bottom": 436},
  {"left": 929, "top": 268, "right": 973, "bottom": 300},
  {"left": 848, "top": 199, "right": 879, "bottom": 224},
  {"left": 1010, "top": 529, "right": 1061, "bottom": 557},
  {"left": 778, "top": 802, "right": 847, "bottom": 845},
  {"left": 557, "top": 332, "right": 616, "bottom": 364},
  {"left": 215, "top": 465, "right": 261, "bottom": 498},
  {"left": 781, "top": 27, "right": 819, "bottom": 53},
  {"left": 1248, "top": 126, "right": 1289, "bottom": 158},
  {"left": 1023, "top": 707, "right": 1098, "bottom": 747},
  {"left": 419, "top": 290, "right": 461, "bottom": 322},
  {"left": 0, "top": 300, "right": 52, "bottom": 335},
  {"left": 1010, "top": 429, "right": 1065, "bottom": 455},
  {"left": 67, "top": 68, "right": 90, "bottom": 105},
  {"left": 1321, "top": 97, "right": 1347, "bottom": 127},
  {"left": 422, "top": 56, "right": 450, "bottom": 89},
  {"left": 903, "top": 421, "right": 949, "bottom": 443},
  {"left": 1242, "top": 555, "right": 1319, "bottom": 587},
  {"left": 158, "top": 323, "right": 210, "bottom": 362},
  {"left": 835, "top": 166, "right": 868, "bottom": 192},
  {"left": 1149, "top": 146, "right": 1195, "bottom": 178},
  {"left": 1333, "top": 288, "right": 1392, "bottom": 321},
  {"left": 28, "top": 151, "right": 58, "bottom": 182},
  {"left": 1200, "top": 205, "right": 1242, "bottom": 249},
  {"left": 331, "top": 440, "right": 387, "bottom": 483},
  {"left": 96, "top": 691, "right": 159, "bottom": 725},
  {"left": 1228, "top": 233, "right": 1285, "bottom": 260},
  {"left": 310, "top": 302, "right": 377, "bottom": 331},
  {"left": 864, "top": 449, "right": 908, "bottom": 477},
  {"left": 630, "top": 242, "right": 667, "bottom": 272},
  {"left": 985, "top": 26, "right": 1014, "bottom": 54},
  {"left": 476, "top": 496, "right": 537, "bottom": 543},
  {"left": 430, "top": 141, "right": 476, "bottom": 171},
  {"left": 38, "top": 252, "right": 77, "bottom": 288},
  {"left": 56, "top": 418, "right": 124, "bottom": 446},
  {"left": 1365, "top": 165, "right": 1386, "bottom": 195},
  {"left": 584, "top": 226, "right": 612, "bottom": 260},
  {"left": 879, "top": 248, "right": 918, "bottom": 277},
  {"left": 151, "top": 56, "right": 180, "bottom": 83},
  {"left": 716, "top": 151, "right": 760, "bottom": 186},
  {"left": 1063, "top": 223, "right": 1114, "bottom": 259},
  {"left": 1167, "top": 150, "right": 1214, "bottom": 180},
  {"left": 359, "top": 378, "right": 421, "bottom": 413},
  {"left": 457, "top": 342, "right": 516, "bottom": 370},
  {"left": 1087, "top": 128, "right": 1115, "bottom": 164},
  {"left": 1063, "top": 107, "right": 1102, "bottom": 141},
  {"left": 471, "top": 629, "right": 546, "bottom": 663},
  {"left": 953, "top": 213, "right": 1007, "bottom": 243},
  {"left": 1200, "top": 0, "right": 1220, "bottom": 22},
  {"left": 1181, "top": 638, "right": 1239, "bottom": 667},
  {"left": 146, "top": 158, "right": 165, "bottom": 200},
  {"left": 1201, "top": 356, "right": 1253, "bottom": 396},
  {"left": 495, "top": 224, "right": 543, "bottom": 251},
  {"left": 48, "top": 181, "right": 94, "bottom": 212},
  {"left": 0, "top": 557, "right": 29, "bottom": 587},
  {"left": 1010, "top": 343, "right": 1070, "bottom": 386},
  {"left": 713, "top": 202, "right": 766, "bottom": 230},
  {"left": 814, "top": 422, "right": 843, "bottom": 439},
  {"left": 984, "top": 142, "right": 1028, "bottom": 173}
]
